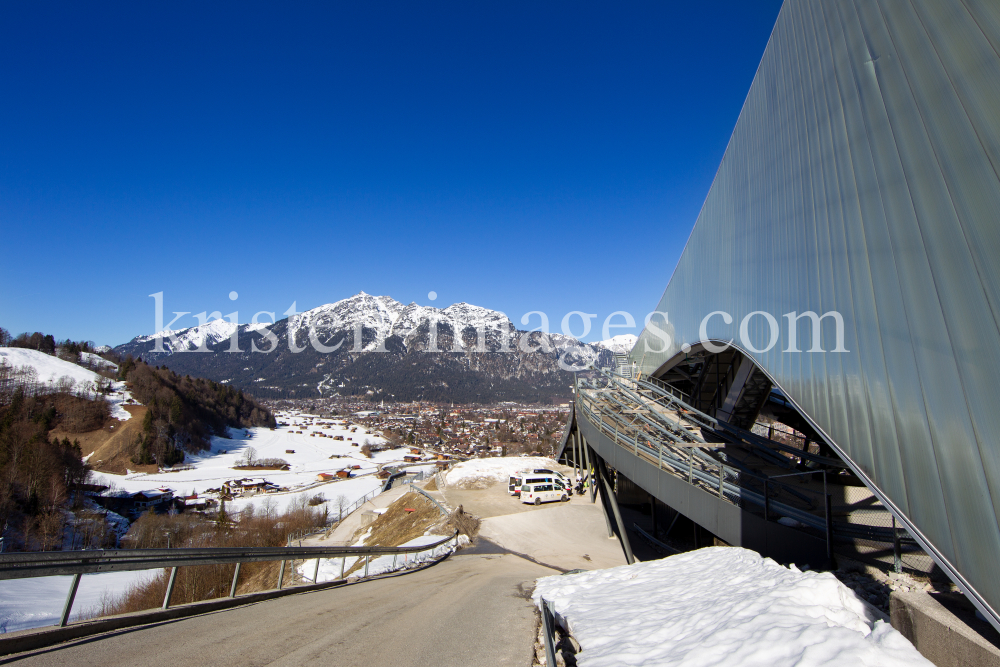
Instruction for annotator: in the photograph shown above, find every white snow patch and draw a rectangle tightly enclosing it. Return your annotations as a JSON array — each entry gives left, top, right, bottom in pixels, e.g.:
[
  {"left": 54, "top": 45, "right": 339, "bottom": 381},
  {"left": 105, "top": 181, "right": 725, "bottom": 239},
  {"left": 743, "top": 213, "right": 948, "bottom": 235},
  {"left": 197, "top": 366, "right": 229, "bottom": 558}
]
[
  {"left": 444, "top": 456, "right": 558, "bottom": 489},
  {"left": 533, "top": 547, "right": 931, "bottom": 667},
  {"left": 0, "top": 570, "right": 154, "bottom": 633},
  {"left": 78, "top": 352, "right": 117, "bottom": 370}
]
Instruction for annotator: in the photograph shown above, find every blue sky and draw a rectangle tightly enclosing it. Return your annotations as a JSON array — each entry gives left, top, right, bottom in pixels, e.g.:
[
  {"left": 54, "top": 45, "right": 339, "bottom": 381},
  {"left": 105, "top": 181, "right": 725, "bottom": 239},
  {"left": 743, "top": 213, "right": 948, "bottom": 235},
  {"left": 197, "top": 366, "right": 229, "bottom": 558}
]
[{"left": 0, "top": 0, "right": 782, "bottom": 346}]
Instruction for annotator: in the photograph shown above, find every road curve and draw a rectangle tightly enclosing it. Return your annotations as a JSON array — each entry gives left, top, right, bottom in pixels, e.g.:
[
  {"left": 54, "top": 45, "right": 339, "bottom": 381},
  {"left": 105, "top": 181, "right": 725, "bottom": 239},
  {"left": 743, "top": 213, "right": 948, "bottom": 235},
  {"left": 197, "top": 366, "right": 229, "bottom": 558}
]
[{"left": 4, "top": 553, "right": 554, "bottom": 667}]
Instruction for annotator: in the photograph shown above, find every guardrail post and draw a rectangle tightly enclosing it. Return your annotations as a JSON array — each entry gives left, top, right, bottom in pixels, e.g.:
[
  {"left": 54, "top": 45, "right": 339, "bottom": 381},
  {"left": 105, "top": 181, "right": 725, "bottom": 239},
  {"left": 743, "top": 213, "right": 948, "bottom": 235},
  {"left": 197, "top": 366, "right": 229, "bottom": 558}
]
[
  {"left": 313, "top": 557, "right": 321, "bottom": 583},
  {"left": 162, "top": 567, "right": 178, "bottom": 609},
  {"left": 340, "top": 556, "right": 346, "bottom": 580},
  {"left": 540, "top": 597, "right": 557, "bottom": 667},
  {"left": 230, "top": 562, "right": 242, "bottom": 597},
  {"left": 277, "top": 560, "right": 286, "bottom": 590},
  {"left": 364, "top": 554, "right": 370, "bottom": 577},
  {"left": 892, "top": 515, "right": 902, "bottom": 573},
  {"left": 393, "top": 554, "right": 397, "bottom": 570},
  {"left": 59, "top": 573, "right": 82, "bottom": 627}
]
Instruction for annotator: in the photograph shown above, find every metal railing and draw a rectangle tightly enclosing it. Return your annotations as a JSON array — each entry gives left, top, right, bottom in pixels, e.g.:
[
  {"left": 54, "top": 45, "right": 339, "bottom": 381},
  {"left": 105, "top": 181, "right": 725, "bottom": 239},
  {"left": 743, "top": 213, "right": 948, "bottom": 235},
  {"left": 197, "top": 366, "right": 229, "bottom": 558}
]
[
  {"left": 575, "top": 371, "right": 835, "bottom": 540},
  {"left": 342, "top": 488, "right": 380, "bottom": 516},
  {"left": 0, "top": 532, "right": 460, "bottom": 629},
  {"left": 576, "top": 367, "right": 932, "bottom": 573}
]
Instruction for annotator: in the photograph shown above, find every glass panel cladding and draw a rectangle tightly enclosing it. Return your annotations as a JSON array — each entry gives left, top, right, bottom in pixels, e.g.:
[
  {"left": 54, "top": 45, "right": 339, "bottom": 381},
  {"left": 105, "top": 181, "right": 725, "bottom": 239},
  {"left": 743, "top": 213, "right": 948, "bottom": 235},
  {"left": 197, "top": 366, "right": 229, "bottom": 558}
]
[{"left": 629, "top": 0, "right": 1000, "bottom": 628}]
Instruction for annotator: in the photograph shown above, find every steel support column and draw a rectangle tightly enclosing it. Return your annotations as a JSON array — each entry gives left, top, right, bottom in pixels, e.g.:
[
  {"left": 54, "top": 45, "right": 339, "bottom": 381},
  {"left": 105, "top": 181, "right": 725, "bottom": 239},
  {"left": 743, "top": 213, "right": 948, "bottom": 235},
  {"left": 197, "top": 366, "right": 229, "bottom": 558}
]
[{"left": 597, "top": 457, "right": 635, "bottom": 565}]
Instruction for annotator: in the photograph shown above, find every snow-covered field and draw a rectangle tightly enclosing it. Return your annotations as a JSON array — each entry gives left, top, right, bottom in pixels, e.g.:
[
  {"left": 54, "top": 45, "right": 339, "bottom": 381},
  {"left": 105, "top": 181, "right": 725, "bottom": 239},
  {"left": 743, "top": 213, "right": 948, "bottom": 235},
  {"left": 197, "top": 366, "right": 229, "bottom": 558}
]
[
  {"left": 89, "top": 411, "right": 411, "bottom": 516},
  {"left": 0, "top": 570, "right": 154, "bottom": 633},
  {"left": 0, "top": 348, "right": 132, "bottom": 421},
  {"left": 534, "top": 547, "right": 930, "bottom": 666},
  {"left": 444, "top": 456, "right": 560, "bottom": 489}
]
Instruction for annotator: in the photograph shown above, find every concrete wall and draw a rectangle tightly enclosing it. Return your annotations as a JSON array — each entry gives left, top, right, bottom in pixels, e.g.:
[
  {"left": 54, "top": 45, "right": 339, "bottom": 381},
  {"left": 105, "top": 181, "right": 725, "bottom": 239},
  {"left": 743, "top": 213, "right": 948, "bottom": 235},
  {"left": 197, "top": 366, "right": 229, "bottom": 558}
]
[{"left": 891, "top": 589, "right": 1000, "bottom": 667}]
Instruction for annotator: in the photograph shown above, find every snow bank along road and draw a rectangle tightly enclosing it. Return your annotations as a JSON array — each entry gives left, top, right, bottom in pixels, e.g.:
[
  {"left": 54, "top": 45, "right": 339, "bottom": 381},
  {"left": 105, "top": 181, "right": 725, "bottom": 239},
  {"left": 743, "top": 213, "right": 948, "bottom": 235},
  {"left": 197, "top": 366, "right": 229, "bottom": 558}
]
[
  {"left": 5, "top": 552, "right": 554, "bottom": 667},
  {"left": 536, "top": 547, "right": 931, "bottom": 666}
]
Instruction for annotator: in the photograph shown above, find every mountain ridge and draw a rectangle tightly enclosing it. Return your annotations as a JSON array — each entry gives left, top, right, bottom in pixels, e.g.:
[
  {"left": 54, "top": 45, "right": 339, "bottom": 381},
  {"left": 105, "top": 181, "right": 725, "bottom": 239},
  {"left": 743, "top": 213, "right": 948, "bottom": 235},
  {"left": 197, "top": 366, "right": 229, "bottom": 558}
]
[{"left": 115, "top": 292, "right": 622, "bottom": 403}]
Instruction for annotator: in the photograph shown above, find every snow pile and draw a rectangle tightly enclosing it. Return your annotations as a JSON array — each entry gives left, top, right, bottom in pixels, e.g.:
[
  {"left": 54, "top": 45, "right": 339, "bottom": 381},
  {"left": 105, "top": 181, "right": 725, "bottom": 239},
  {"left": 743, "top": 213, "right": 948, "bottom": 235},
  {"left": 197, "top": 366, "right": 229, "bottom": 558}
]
[
  {"left": 444, "top": 456, "right": 560, "bottom": 489},
  {"left": 533, "top": 547, "right": 930, "bottom": 667}
]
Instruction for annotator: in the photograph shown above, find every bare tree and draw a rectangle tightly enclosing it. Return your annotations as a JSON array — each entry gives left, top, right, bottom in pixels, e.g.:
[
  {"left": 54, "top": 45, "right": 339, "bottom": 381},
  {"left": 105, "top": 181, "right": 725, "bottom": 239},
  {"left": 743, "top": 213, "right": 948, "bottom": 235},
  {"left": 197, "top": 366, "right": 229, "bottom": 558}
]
[{"left": 334, "top": 494, "right": 349, "bottom": 522}]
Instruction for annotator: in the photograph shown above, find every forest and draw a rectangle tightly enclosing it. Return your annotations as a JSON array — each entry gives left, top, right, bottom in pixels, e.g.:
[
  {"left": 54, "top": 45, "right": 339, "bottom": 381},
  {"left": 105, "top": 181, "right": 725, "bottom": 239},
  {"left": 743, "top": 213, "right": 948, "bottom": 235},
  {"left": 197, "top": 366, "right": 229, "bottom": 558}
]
[
  {"left": 119, "top": 357, "right": 277, "bottom": 466},
  {"left": 0, "top": 369, "right": 100, "bottom": 551},
  {"left": 0, "top": 326, "right": 277, "bottom": 551}
]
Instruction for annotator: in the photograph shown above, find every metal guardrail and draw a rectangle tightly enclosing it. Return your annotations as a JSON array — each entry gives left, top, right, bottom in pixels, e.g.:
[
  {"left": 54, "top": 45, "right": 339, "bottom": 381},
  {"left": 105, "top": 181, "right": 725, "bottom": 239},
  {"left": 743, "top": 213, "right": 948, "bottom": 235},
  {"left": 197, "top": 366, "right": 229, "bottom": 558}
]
[
  {"left": 539, "top": 596, "right": 558, "bottom": 667},
  {"left": 0, "top": 532, "right": 459, "bottom": 628},
  {"left": 575, "top": 373, "right": 838, "bottom": 545},
  {"left": 632, "top": 523, "right": 680, "bottom": 556},
  {"left": 408, "top": 485, "right": 449, "bottom": 516},
  {"left": 343, "top": 488, "right": 380, "bottom": 515}
]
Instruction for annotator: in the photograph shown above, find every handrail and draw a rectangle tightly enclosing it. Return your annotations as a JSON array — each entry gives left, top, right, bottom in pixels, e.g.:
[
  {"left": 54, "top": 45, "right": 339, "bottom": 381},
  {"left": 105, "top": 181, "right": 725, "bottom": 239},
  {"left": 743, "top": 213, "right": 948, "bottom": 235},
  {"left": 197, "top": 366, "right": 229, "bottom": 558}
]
[
  {"left": 0, "top": 533, "right": 459, "bottom": 580},
  {"left": 0, "top": 530, "right": 460, "bottom": 628},
  {"left": 576, "top": 388, "right": 826, "bottom": 527}
]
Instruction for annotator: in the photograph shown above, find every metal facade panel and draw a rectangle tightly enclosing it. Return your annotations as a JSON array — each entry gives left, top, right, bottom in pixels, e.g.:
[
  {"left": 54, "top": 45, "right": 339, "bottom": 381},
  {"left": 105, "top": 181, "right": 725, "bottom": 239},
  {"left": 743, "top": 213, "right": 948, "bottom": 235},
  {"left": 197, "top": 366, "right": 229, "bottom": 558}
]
[{"left": 631, "top": 0, "right": 1000, "bottom": 626}]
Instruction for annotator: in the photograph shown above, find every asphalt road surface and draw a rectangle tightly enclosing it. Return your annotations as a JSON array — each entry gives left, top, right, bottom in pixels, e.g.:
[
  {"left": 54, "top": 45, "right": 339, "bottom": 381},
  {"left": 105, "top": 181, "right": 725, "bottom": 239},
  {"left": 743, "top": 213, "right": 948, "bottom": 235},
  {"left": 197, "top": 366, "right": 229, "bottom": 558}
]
[{"left": 4, "top": 553, "right": 555, "bottom": 667}]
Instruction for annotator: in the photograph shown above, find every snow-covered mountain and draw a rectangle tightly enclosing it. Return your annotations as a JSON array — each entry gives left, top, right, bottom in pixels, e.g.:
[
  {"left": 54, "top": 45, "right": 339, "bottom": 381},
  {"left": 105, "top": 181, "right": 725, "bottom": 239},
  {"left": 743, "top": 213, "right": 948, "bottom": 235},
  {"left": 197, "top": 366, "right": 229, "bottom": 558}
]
[
  {"left": 133, "top": 293, "right": 521, "bottom": 355},
  {"left": 114, "top": 292, "right": 614, "bottom": 403},
  {"left": 597, "top": 334, "right": 638, "bottom": 355}
]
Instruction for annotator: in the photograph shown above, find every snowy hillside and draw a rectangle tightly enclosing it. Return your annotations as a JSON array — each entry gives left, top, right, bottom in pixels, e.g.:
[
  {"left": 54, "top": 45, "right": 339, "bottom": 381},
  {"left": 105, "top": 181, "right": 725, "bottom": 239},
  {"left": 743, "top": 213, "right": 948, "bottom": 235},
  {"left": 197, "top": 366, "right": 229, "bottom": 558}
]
[{"left": 0, "top": 348, "right": 132, "bottom": 420}]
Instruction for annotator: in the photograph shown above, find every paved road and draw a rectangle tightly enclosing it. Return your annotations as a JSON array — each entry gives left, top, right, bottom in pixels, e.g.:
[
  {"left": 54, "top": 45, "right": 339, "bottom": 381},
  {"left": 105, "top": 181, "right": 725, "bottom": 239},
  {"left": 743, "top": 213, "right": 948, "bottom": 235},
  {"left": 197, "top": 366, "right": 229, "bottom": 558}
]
[
  {"left": 4, "top": 553, "right": 555, "bottom": 667},
  {"left": 441, "top": 477, "right": 628, "bottom": 571}
]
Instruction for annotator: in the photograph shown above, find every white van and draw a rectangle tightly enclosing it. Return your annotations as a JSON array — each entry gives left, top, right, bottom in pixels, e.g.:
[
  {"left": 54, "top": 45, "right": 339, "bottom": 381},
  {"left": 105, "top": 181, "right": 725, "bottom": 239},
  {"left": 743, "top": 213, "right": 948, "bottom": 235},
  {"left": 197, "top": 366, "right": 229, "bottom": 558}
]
[
  {"left": 508, "top": 470, "right": 570, "bottom": 496},
  {"left": 521, "top": 482, "right": 569, "bottom": 505}
]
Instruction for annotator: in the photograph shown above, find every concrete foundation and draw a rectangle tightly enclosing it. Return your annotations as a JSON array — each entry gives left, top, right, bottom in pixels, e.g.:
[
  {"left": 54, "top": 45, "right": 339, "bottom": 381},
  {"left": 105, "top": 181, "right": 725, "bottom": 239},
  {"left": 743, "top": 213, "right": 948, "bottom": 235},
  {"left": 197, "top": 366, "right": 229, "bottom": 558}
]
[{"left": 891, "top": 589, "right": 1000, "bottom": 667}]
